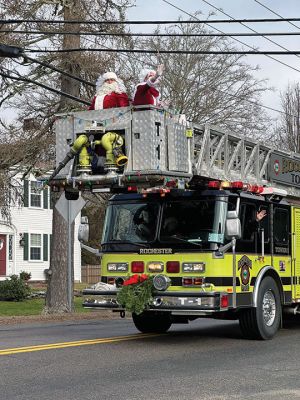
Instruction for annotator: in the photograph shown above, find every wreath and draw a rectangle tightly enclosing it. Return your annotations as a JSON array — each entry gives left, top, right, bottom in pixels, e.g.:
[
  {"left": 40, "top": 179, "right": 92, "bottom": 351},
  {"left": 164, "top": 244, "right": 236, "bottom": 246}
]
[{"left": 116, "top": 274, "right": 154, "bottom": 315}]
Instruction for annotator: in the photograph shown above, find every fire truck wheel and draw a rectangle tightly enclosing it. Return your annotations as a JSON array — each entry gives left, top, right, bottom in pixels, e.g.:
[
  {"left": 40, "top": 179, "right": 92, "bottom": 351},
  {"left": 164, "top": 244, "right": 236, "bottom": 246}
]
[
  {"left": 239, "top": 276, "right": 281, "bottom": 340},
  {"left": 132, "top": 312, "right": 172, "bottom": 333}
]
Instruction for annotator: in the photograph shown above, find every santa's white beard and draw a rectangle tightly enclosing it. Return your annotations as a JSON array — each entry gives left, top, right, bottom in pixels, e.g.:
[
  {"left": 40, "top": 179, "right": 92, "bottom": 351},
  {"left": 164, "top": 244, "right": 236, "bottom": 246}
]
[{"left": 97, "top": 81, "right": 120, "bottom": 96}]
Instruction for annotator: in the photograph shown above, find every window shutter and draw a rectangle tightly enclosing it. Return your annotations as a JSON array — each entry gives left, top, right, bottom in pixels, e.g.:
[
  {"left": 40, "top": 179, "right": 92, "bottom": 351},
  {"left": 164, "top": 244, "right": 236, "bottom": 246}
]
[
  {"left": 43, "top": 234, "right": 48, "bottom": 261},
  {"left": 23, "top": 233, "right": 29, "bottom": 260},
  {"left": 49, "top": 191, "right": 54, "bottom": 209},
  {"left": 43, "top": 187, "right": 49, "bottom": 209},
  {"left": 24, "top": 180, "right": 29, "bottom": 207}
]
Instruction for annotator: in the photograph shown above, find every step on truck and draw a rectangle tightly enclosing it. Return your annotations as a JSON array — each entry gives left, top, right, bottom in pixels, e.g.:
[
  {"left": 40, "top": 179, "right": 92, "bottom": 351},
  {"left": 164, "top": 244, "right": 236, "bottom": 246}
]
[{"left": 52, "top": 105, "right": 300, "bottom": 340}]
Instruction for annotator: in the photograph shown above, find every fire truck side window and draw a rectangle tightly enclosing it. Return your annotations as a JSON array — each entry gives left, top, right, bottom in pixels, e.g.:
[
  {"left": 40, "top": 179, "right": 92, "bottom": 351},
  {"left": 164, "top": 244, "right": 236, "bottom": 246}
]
[
  {"left": 256, "top": 205, "right": 270, "bottom": 254},
  {"left": 241, "top": 203, "right": 256, "bottom": 241},
  {"left": 273, "top": 207, "right": 289, "bottom": 254},
  {"left": 236, "top": 203, "right": 256, "bottom": 253}
]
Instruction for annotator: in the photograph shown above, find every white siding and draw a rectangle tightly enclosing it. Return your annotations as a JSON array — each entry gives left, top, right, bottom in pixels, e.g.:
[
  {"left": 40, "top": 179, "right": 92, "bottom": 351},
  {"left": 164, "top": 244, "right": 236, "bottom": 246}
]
[
  {"left": 0, "top": 172, "right": 82, "bottom": 281},
  {"left": 12, "top": 206, "right": 52, "bottom": 281}
]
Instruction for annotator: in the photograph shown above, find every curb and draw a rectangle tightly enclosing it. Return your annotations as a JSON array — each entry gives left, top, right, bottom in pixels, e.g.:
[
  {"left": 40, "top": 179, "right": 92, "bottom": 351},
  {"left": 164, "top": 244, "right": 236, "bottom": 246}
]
[{"left": 0, "top": 310, "right": 121, "bottom": 325}]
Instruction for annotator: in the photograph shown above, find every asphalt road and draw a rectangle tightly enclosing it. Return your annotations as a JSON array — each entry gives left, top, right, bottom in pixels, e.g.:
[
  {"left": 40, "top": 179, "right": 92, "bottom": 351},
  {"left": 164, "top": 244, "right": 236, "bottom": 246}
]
[{"left": 1, "top": 315, "right": 300, "bottom": 400}]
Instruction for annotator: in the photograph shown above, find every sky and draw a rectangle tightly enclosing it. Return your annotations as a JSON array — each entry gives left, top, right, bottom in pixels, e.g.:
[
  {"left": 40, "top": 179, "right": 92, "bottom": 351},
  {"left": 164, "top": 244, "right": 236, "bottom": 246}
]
[{"left": 127, "top": 0, "right": 300, "bottom": 121}]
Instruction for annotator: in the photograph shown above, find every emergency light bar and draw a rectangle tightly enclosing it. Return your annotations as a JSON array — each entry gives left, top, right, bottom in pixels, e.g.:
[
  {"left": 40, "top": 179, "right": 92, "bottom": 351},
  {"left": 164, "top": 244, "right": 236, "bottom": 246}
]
[
  {"left": 207, "top": 180, "right": 264, "bottom": 194},
  {"left": 261, "top": 187, "right": 287, "bottom": 197},
  {"left": 207, "top": 179, "right": 288, "bottom": 199}
]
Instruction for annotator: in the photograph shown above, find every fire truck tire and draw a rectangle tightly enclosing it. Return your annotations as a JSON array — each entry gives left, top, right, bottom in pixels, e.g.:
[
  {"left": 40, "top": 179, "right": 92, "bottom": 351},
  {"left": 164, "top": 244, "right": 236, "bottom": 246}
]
[
  {"left": 132, "top": 312, "right": 172, "bottom": 333},
  {"left": 239, "top": 277, "right": 281, "bottom": 340}
]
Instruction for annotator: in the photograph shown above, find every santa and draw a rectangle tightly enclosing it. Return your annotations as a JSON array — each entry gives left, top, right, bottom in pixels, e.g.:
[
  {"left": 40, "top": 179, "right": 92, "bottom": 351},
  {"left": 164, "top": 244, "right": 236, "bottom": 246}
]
[
  {"left": 132, "top": 64, "right": 164, "bottom": 106},
  {"left": 89, "top": 71, "right": 129, "bottom": 110}
]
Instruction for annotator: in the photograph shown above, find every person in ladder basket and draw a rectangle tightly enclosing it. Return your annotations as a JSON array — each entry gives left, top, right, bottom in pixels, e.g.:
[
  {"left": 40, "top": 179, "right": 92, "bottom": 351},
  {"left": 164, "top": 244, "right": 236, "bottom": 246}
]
[
  {"left": 132, "top": 64, "right": 164, "bottom": 106},
  {"left": 89, "top": 72, "right": 129, "bottom": 110}
]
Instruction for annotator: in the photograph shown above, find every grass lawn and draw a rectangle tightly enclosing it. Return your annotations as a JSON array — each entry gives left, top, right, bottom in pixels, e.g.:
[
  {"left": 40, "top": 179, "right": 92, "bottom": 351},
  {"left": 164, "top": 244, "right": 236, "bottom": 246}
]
[{"left": 0, "top": 297, "right": 88, "bottom": 316}]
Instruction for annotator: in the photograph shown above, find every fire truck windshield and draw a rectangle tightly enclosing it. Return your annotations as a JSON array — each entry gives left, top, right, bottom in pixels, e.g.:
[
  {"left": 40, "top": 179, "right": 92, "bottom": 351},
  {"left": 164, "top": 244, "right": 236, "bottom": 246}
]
[
  {"left": 102, "top": 197, "right": 228, "bottom": 250},
  {"left": 102, "top": 202, "right": 159, "bottom": 245},
  {"left": 160, "top": 199, "right": 228, "bottom": 247}
]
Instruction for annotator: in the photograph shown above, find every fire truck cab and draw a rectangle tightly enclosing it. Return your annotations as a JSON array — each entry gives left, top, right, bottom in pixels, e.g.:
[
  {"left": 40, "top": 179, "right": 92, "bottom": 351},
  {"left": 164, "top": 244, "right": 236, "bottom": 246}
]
[{"left": 82, "top": 181, "right": 300, "bottom": 340}]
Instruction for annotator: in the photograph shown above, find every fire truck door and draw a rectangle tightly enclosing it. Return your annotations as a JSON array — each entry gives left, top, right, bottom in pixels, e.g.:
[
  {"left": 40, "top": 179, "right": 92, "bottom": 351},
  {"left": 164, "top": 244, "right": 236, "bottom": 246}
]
[
  {"left": 292, "top": 207, "right": 300, "bottom": 299},
  {"left": 0, "top": 234, "right": 7, "bottom": 276}
]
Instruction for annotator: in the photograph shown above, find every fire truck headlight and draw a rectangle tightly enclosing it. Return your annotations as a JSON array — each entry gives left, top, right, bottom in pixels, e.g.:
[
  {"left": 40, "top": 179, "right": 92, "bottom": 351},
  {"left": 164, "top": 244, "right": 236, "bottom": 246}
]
[
  {"left": 153, "top": 274, "right": 171, "bottom": 291},
  {"left": 182, "top": 262, "right": 205, "bottom": 272},
  {"left": 107, "top": 263, "right": 128, "bottom": 272}
]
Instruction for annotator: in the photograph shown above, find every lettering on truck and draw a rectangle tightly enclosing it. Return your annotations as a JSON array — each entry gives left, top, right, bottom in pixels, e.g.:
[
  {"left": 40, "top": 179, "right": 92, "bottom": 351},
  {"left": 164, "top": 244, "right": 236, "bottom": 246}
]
[{"left": 139, "top": 248, "right": 173, "bottom": 254}]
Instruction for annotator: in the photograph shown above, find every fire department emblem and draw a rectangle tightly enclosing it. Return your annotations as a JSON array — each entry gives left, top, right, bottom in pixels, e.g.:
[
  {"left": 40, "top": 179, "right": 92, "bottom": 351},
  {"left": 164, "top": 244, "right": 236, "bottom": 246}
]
[
  {"left": 238, "top": 255, "right": 252, "bottom": 292},
  {"left": 273, "top": 159, "right": 280, "bottom": 176}
]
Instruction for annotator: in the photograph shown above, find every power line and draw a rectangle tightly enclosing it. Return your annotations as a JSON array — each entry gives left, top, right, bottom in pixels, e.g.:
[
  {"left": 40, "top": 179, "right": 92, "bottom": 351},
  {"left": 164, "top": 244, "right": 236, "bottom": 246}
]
[
  {"left": 129, "top": 0, "right": 300, "bottom": 119},
  {"left": 161, "top": 0, "right": 300, "bottom": 74},
  {"left": 0, "top": 43, "right": 95, "bottom": 87},
  {"left": 0, "top": 70, "right": 89, "bottom": 105},
  {"left": 2, "top": 17, "right": 300, "bottom": 25},
  {"left": 25, "top": 55, "right": 95, "bottom": 87},
  {"left": 201, "top": 0, "right": 300, "bottom": 61},
  {"left": 254, "top": 0, "right": 300, "bottom": 30},
  {"left": 26, "top": 48, "right": 300, "bottom": 55},
  {"left": 3, "top": 29, "right": 300, "bottom": 37}
]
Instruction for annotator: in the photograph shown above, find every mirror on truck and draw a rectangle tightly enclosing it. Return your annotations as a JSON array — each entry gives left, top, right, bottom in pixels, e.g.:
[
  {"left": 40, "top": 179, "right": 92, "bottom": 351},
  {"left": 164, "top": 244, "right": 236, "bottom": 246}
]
[
  {"left": 225, "top": 210, "right": 241, "bottom": 239},
  {"left": 78, "top": 216, "right": 89, "bottom": 243}
]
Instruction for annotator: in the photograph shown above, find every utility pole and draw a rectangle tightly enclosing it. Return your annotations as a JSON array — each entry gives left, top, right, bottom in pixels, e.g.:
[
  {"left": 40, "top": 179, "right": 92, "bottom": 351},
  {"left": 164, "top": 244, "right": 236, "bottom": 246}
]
[{"left": 44, "top": 0, "right": 82, "bottom": 314}]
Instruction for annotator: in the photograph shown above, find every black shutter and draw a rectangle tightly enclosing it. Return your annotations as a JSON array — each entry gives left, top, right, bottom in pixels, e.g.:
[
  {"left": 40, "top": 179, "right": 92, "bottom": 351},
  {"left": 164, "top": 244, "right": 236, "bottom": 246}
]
[
  {"left": 43, "top": 188, "right": 49, "bottom": 209},
  {"left": 23, "top": 233, "right": 29, "bottom": 260},
  {"left": 43, "top": 234, "right": 48, "bottom": 261},
  {"left": 24, "top": 180, "right": 29, "bottom": 207},
  {"left": 49, "top": 191, "right": 54, "bottom": 209}
]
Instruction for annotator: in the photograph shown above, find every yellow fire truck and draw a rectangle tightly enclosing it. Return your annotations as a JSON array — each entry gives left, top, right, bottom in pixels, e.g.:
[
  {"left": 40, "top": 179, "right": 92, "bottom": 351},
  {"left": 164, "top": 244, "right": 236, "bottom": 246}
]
[{"left": 52, "top": 106, "right": 300, "bottom": 340}]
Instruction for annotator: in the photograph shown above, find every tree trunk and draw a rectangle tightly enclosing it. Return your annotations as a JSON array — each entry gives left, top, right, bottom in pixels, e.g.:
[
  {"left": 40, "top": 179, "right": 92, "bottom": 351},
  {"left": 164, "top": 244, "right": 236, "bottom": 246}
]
[
  {"left": 44, "top": 193, "right": 75, "bottom": 313},
  {"left": 44, "top": 1, "right": 81, "bottom": 314}
]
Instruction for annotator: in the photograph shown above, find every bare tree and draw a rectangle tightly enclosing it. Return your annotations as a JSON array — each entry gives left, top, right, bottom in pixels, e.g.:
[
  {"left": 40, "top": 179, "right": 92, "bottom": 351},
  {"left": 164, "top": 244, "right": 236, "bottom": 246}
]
[
  {"left": 122, "top": 18, "right": 271, "bottom": 139},
  {"left": 274, "top": 82, "right": 300, "bottom": 152},
  {"left": 0, "top": 0, "right": 134, "bottom": 314}
]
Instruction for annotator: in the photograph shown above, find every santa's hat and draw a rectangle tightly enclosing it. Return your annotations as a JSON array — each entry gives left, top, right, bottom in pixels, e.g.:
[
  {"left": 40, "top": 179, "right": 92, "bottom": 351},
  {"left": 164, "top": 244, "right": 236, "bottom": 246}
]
[
  {"left": 139, "top": 69, "right": 156, "bottom": 83},
  {"left": 102, "top": 71, "right": 117, "bottom": 81}
]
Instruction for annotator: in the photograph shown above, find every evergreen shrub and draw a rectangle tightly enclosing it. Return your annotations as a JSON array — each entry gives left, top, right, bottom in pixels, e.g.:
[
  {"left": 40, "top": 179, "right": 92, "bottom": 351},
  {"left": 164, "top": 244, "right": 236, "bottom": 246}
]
[{"left": 0, "top": 275, "right": 31, "bottom": 301}]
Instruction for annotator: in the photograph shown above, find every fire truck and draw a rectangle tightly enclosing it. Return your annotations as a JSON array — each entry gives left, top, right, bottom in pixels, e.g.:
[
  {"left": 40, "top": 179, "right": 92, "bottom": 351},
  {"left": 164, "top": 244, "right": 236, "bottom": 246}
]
[{"left": 51, "top": 106, "right": 300, "bottom": 340}]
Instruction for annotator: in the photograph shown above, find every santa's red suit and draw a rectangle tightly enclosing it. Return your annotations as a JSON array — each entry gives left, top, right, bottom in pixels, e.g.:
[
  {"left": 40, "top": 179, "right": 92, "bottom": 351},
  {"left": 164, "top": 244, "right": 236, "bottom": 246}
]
[
  {"left": 132, "top": 82, "right": 160, "bottom": 106},
  {"left": 89, "top": 92, "right": 129, "bottom": 110}
]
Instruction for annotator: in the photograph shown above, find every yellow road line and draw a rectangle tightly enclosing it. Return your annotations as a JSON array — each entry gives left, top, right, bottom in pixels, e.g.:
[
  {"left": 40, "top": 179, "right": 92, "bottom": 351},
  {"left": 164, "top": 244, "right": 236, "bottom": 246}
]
[{"left": 0, "top": 333, "right": 162, "bottom": 356}]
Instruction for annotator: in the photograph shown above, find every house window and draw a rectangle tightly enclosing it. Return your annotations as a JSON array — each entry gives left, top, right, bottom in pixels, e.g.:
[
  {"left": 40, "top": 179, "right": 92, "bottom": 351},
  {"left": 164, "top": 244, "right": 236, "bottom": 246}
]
[
  {"left": 30, "top": 181, "right": 42, "bottom": 208},
  {"left": 30, "top": 234, "right": 42, "bottom": 260},
  {"left": 8, "top": 235, "right": 13, "bottom": 261}
]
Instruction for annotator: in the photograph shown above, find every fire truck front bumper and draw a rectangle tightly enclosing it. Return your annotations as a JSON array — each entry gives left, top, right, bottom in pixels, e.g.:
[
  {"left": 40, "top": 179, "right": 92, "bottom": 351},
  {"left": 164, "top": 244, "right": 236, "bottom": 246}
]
[{"left": 82, "top": 289, "right": 230, "bottom": 314}]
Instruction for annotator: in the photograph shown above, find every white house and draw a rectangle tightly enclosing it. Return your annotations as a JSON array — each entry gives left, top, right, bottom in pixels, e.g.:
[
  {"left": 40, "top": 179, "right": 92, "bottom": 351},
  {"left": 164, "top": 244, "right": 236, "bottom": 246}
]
[{"left": 0, "top": 173, "right": 81, "bottom": 281}]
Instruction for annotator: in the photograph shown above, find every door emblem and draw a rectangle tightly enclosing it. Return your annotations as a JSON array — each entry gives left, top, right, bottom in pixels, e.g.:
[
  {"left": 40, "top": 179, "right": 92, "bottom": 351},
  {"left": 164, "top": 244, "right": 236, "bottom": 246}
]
[{"left": 238, "top": 255, "right": 252, "bottom": 291}]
